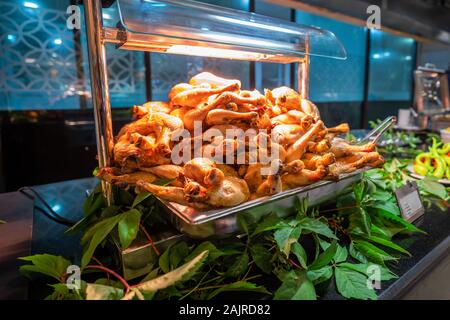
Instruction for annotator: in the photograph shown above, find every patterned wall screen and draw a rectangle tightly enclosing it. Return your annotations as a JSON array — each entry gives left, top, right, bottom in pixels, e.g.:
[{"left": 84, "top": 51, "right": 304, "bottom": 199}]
[
  {"left": 0, "top": 0, "right": 146, "bottom": 110},
  {"left": 295, "top": 11, "right": 367, "bottom": 102},
  {"left": 368, "top": 30, "right": 415, "bottom": 101},
  {"left": 0, "top": 1, "right": 82, "bottom": 110}
]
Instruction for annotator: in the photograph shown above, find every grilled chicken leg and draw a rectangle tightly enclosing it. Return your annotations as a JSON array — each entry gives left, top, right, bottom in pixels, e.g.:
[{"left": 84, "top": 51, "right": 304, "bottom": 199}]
[
  {"left": 206, "top": 109, "right": 259, "bottom": 126},
  {"left": 285, "top": 120, "right": 324, "bottom": 162},
  {"left": 329, "top": 138, "right": 376, "bottom": 158},
  {"left": 171, "top": 82, "right": 239, "bottom": 108}
]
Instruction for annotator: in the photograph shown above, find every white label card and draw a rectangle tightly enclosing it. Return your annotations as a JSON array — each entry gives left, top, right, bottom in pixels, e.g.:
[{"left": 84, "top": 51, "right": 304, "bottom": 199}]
[{"left": 394, "top": 181, "right": 425, "bottom": 223}]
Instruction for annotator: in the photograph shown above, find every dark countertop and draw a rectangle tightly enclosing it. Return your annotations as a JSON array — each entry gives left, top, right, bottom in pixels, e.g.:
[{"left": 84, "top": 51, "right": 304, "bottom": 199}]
[
  {"left": 1, "top": 177, "right": 450, "bottom": 300},
  {"left": 30, "top": 177, "right": 98, "bottom": 260},
  {"left": 0, "top": 191, "right": 34, "bottom": 300}
]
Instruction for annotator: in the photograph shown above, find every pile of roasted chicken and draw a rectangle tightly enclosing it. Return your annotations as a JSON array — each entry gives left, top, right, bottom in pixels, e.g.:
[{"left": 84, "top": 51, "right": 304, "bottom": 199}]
[{"left": 98, "top": 72, "right": 383, "bottom": 209}]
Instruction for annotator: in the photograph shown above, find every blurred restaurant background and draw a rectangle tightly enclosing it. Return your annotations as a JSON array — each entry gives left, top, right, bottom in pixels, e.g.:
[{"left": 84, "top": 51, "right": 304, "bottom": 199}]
[{"left": 1, "top": 0, "right": 449, "bottom": 191}]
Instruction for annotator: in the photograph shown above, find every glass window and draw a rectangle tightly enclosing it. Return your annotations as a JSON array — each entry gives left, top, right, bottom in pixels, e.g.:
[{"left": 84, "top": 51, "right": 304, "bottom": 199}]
[
  {"left": 419, "top": 43, "right": 450, "bottom": 70},
  {"left": 368, "top": 30, "right": 415, "bottom": 101},
  {"left": 78, "top": 3, "right": 147, "bottom": 108},
  {"left": 254, "top": 0, "right": 292, "bottom": 91},
  {"left": 0, "top": 0, "right": 146, "bottom": 110},
  {"left": 0, "top": 0, "right": 82, "bottom": 110},
  {"left": 295, "top": 11, "right": 367, "bottom": 102},
  {"left": 150, "top": 54, "right": 250, "bottom": 101},
  {"left": 150, "top": 0, "right": 251, "bottom": 101}
]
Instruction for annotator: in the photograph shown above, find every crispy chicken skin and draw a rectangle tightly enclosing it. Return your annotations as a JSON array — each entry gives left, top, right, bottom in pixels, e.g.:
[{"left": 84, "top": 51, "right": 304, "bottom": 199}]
[
  {"left": 97, "top": 72, "right": 383, "bottom": 209},
  {"left": 182, "top": 91, "right": 266, "bottom": 131},
  {"left": 189, "top": 72, "right": 241, "bottom": 89},
  {"left": 328, "top": 152, "right": 384, "bottom": 177},
  {"left": 206, "top": 109, "right": 259, "bottom": 126},
  {"left": 329, "top": 138, "right": 376, "bottom": 158},
  {"left": 171, "top": 82, "right": 240, "bottom": 108},
  {"left": 97, "top": 167, "right": 156, "bottom": 188},
  {"left": 184, "top": 158, "right": 225, "bottom": 187},
  {"left": 136, "top": 176, "right": 249, "bottom": 208},
  {"left": 133, "top": 101, "right": 172, "bottom": 118},
  {"left": 281, "top": 165, "right": 327, "bottom": 188}
]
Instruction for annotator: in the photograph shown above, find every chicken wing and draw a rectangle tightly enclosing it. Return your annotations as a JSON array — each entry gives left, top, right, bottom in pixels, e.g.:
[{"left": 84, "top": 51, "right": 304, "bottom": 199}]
[
  {"left": 269, "top": 86, "right": 300, "bottom": 111},
  {"left": 114, "top": 112, "right": 184, "bottom": 168},
  {"left": 253, "top": 133, "right": 287, "bottom": 163},
  {"left": 202, "top": 136, "right": 240, "bottom": 163}
]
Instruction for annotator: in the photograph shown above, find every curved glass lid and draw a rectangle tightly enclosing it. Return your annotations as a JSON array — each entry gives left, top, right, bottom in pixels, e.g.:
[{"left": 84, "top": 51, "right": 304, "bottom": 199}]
[{"left": 114, "top": 0, "right": 347, "bottom": 61}]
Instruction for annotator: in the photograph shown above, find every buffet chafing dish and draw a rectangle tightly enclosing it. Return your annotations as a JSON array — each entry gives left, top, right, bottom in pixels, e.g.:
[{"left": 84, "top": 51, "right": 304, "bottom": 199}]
[
  {"left": 84, "top": 0, "right": 347, "bottom": 206},
  {"left": 81, "top": 0, "right": 390, "bottom": 279}
]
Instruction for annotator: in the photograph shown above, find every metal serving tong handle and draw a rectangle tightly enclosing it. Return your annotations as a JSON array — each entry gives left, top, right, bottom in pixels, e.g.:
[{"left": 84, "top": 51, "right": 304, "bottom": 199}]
[{"left": 359, "top": 116, "right": 397, "bottom": 145}]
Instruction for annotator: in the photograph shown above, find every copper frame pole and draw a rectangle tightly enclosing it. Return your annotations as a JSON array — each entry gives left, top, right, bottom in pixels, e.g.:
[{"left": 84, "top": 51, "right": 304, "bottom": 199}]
[
  {"left": 298, "top": 37, "right": 310, "bottom": 99},
  {"left": 298, "top": 55, "right": 310, "bottom": 99},
  {"left": 84, "top": 0, "right": 114, "bottom": 204}
]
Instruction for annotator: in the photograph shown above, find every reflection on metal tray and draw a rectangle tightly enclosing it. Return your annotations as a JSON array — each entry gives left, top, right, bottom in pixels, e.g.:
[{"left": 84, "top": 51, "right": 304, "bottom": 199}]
[{"left": 159, "top": 169, "right": 366, "bottom": 238}]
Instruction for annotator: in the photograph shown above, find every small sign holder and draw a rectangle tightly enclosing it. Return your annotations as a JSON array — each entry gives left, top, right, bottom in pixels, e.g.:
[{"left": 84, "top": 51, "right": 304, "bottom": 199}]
[{"left": 394, "top": 181, "right": 425, "bottom": 223}]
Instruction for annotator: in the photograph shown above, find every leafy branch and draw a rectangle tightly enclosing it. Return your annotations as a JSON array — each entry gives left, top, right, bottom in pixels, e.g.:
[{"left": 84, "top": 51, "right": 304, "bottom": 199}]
[{"left": 19, "top": 158, "right": 438, "bottom": 300}]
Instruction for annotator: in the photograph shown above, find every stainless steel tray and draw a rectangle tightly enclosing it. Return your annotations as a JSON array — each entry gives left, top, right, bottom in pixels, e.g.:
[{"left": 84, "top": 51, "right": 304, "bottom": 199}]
[
  {"left": 159, "top": 170, "right": 364, "bottom": 238},
  {"left": 157, "top": 116, "right": 396, "bottom": 238}
]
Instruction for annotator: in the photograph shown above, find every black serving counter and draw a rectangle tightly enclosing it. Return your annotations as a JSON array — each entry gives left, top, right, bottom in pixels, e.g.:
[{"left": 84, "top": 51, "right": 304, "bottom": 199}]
[{"left": 1, "top": 177, "right": 450, "bottom": 300}]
